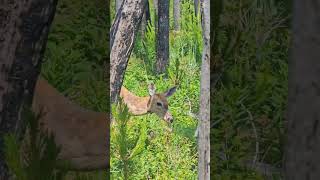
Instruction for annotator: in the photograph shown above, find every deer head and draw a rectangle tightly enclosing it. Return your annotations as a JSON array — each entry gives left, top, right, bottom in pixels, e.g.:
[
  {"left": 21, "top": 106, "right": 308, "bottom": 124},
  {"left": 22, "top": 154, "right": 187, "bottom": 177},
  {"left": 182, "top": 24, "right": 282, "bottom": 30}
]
[{"left": 147, "top": 83, "right": 177, "bottom": 123}]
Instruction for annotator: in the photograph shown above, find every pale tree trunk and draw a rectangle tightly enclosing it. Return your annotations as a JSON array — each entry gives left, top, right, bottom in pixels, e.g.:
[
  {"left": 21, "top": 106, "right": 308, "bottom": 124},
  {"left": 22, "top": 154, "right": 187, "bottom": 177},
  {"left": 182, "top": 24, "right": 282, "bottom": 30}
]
[
  {"left": 194, "top": 0, "right": 199, "bottom": 16},
  {"left": 173, "top": 0, "right": 180, "bottom": 31},
  {"left": 198, "top": 0, "right": 210, "bottom": 179},
  {"left": 0, "top": 0, "right": 57, "bottom": 179},
  {"left": 110, "top": 0, "right": 147, "bottom": 103},
  {"left": 284, "top": 1, "right": 320, "bottom": 179},
  {"left": 115, "top": 0, "right": 123, "bottom": 12},
  {"left": 155, "top": 0, "right": 169, "bottom": 74}
]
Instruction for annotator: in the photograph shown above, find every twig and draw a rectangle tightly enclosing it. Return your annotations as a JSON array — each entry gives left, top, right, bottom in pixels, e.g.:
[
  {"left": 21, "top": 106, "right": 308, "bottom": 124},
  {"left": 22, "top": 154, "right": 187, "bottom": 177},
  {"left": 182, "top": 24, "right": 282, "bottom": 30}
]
[
  {"left": 215, "top": 151, "right": 282, "bottom": 178},
  {"left": 211, "top": 118, "right": 223, "bottom": 128},
  {"left": 242, "top": 159, "right": 282, "bottom": 178},
  {"left": 186, "top": 95, "right": 199, "bottom": 120},
  {"left": 185, "top": 95, "right": 200, "bottom": 137},
  {"left": 241, "top": 103, "right": 259, "bottom": 168},
  {"left": 261, "top": 144, "right": 272, "bottom": 163},
  {"left": 261, "top": 15, "right": 290, "bottom": 44}
]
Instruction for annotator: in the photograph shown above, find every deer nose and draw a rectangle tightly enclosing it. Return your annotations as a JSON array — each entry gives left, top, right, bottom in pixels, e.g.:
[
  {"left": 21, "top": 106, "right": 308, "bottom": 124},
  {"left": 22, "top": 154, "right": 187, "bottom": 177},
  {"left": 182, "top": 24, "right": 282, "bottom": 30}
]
[{"left": 164, "top": 113, "right": 173, "bottom": 123}]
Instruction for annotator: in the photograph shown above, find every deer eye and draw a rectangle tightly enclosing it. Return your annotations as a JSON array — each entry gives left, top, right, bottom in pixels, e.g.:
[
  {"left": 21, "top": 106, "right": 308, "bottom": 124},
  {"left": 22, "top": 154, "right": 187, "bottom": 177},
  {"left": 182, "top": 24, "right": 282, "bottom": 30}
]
[{"left": 156, "top": 102, "right": 162, "bottom": 107}]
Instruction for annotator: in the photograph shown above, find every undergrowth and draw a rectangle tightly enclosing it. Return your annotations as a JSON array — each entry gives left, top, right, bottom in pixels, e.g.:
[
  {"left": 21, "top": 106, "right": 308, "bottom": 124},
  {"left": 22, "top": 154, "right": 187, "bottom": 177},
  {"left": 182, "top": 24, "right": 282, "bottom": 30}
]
[
  {"left": 4, "top": 108, "right": 68, "bottom": 180},
  {"left": 211, "top": 0, "right": 289, "bottom": 179}
]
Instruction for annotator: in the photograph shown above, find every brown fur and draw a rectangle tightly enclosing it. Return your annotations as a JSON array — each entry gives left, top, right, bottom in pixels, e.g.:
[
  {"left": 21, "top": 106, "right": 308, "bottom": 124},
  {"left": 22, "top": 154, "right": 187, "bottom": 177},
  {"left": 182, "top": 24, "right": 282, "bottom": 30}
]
[
  {"left": 29, "top": 77, "right": 175, "bottom": 170},
  {"left": 31, "top": 77, "right": 108, "bottom": 170}
]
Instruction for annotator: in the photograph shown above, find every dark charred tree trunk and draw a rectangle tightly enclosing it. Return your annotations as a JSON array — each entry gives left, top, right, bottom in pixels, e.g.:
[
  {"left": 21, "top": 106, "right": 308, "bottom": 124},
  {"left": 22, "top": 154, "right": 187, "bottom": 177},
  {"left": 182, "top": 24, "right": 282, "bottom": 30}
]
[
  {"left": 145, "top": 0, "right": 151, "bottom": 25},
  {"left": 211, "top": 0, "right": 222, "bottom": 84},
  {"left": 194, "top": 0, "right": 199, "bottom": 16},
  {"left": 110, "top": 0, "right": 146, "bottom": 104},
  {"left": 155, "top": 0, "right": 169, "bottom": 74},
  {"left": 173, "top": 0, "right": 180, "bottom": 31},
  {"left": 284, "top": 1, "right": 320, "bottom": 179},
  {"left": 210, "top": 0, "right": 222, "bottom": 177},
  {"left": 0, "top": 0, "right": 57, "bottom": 178},
  {"left": 140, "top": 0, "right": 151, "bottom": 36},
  {"left": 198, "top": 0, "right": 210, "bottom": 179},
  {"left": 104, "top": 0, "right": 111, "bottom": 177}
]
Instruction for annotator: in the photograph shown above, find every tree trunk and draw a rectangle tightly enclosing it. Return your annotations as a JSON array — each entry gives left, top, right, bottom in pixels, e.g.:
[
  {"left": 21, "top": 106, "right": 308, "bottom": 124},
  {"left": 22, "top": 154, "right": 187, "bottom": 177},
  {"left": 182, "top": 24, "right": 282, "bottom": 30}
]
[
  {"left": 284, "top": 1, "right": 320, "bottom": 179},
  {"left": 110, "top": 0, "right": 146, "bottom": 104},
  {"left": 173, "top": 0, "right": 180, "bottom": 31},
  {"left": 194, "top": 0, "right": 199, "bottom": 16},
  {"left": 0, "top": 0, "right": 57, "bottom": 178},
  {"left": 155, "top": 0, "right": 169, "bottom": 74},
  {"left": 140, "top": 8, "right": 147, "bottom": 37},
  {"left": 198, "top": 0, "right": 210, "bottom": 179},
  {"left": 210, "top": 0, "right": 223, "bottom": 86},
  {"left": 115, "top": 0, "right": 123, "bottom": 13},
  {"left": 153, "top": 0, "right": 158, "bottom": 30},
  {"left": 140, "top": 0, "right": 151, "bottom": 36},
  {"left": 145, "top": 0, "right": 151, "bottom": 25}
]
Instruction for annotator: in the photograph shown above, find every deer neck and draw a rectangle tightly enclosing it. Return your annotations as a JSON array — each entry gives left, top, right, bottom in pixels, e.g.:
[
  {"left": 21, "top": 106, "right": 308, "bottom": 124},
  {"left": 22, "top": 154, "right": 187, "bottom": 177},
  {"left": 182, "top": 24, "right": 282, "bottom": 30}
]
[{"left": 120, "top": 86, "right": 151, "bottom": 115}]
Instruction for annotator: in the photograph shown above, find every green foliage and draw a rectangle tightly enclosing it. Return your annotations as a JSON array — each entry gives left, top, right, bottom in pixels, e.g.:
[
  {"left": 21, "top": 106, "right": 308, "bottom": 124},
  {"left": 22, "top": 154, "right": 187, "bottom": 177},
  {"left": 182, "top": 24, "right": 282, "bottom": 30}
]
[
  {"left": 4, "top": 108, "right": 67, "bottom": 180},
  {"left": 133, "top": 23, "right": 157, "bottom": 75},
  {"left": 112, "top": 99, "right": 131, "bottom": 179},
  {"left": 128, "top": 118, "right": 147, "bottom": 160},
  {"left": 4, "top": 134, "right": 26, "bottom": 180},
  {"left": 212, "top": 0, "right": 289, "bottom": 178},
  {"left": 111, "top": 0, "right": 200, "bottom": 179},
  {"left": 178, "top": 1, "right": 203, "bottom": 62},
  {"left": 42, "top": 0, "right": 109, "bottom": 113},
  {"left": 111, "top": 98, "right": 148, "bottom": 179}
]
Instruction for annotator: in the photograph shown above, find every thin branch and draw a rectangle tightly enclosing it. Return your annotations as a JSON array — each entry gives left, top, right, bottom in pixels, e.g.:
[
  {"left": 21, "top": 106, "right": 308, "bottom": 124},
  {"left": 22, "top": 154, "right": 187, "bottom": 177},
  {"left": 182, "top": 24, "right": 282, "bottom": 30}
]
[{"left": 241, "top": 103, "right": 259, "bottom": 168}]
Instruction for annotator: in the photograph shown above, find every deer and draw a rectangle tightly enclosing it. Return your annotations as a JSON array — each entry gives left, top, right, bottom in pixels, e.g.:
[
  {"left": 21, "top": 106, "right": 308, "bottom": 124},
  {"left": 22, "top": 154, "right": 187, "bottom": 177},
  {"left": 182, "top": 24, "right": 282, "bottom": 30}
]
[{"left": 27, "top": 76, "right": 177, "bottom": 170}]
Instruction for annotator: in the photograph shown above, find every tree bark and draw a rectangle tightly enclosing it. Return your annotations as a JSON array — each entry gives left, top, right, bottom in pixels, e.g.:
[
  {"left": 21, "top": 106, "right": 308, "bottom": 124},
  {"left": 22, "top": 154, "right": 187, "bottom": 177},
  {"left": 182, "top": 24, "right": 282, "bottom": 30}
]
[
  {"left": 173, "top": 0, "right": 180, "bottom": 31},
  {"left": 110, "top": 0, "right": 146, "bottom": 104},
  {"left": 284, "top": 1, "right": 320, "bottom": 179},
  {"left": 155, "top": 0, "right": 169, "bottom": 74},
  {"left": 115, "top": 0, "right": 123, "bottom": 13},
  {"left": 198, "top": 0, "right": 210, "bottom": 179},
  {"left": 0, "top": 0, "right": 57, "bottom": 178}
]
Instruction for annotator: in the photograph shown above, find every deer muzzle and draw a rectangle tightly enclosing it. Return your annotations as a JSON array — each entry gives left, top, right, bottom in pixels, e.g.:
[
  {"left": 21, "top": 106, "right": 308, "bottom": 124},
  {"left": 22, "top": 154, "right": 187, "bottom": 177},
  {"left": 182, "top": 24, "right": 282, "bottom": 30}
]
[{"left": 164, "top": 112, "right": 173, "bottom": 123}]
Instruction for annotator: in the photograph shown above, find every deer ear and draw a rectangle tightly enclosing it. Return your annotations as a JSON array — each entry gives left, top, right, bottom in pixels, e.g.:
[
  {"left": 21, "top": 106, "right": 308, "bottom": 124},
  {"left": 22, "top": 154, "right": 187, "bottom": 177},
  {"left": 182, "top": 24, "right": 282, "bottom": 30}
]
[
  {"left": 164, "top": 86, "right": 177, "bottom": 97},
  {"left": 148, "top": 83, "right": 156, "bottom": 96}
]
